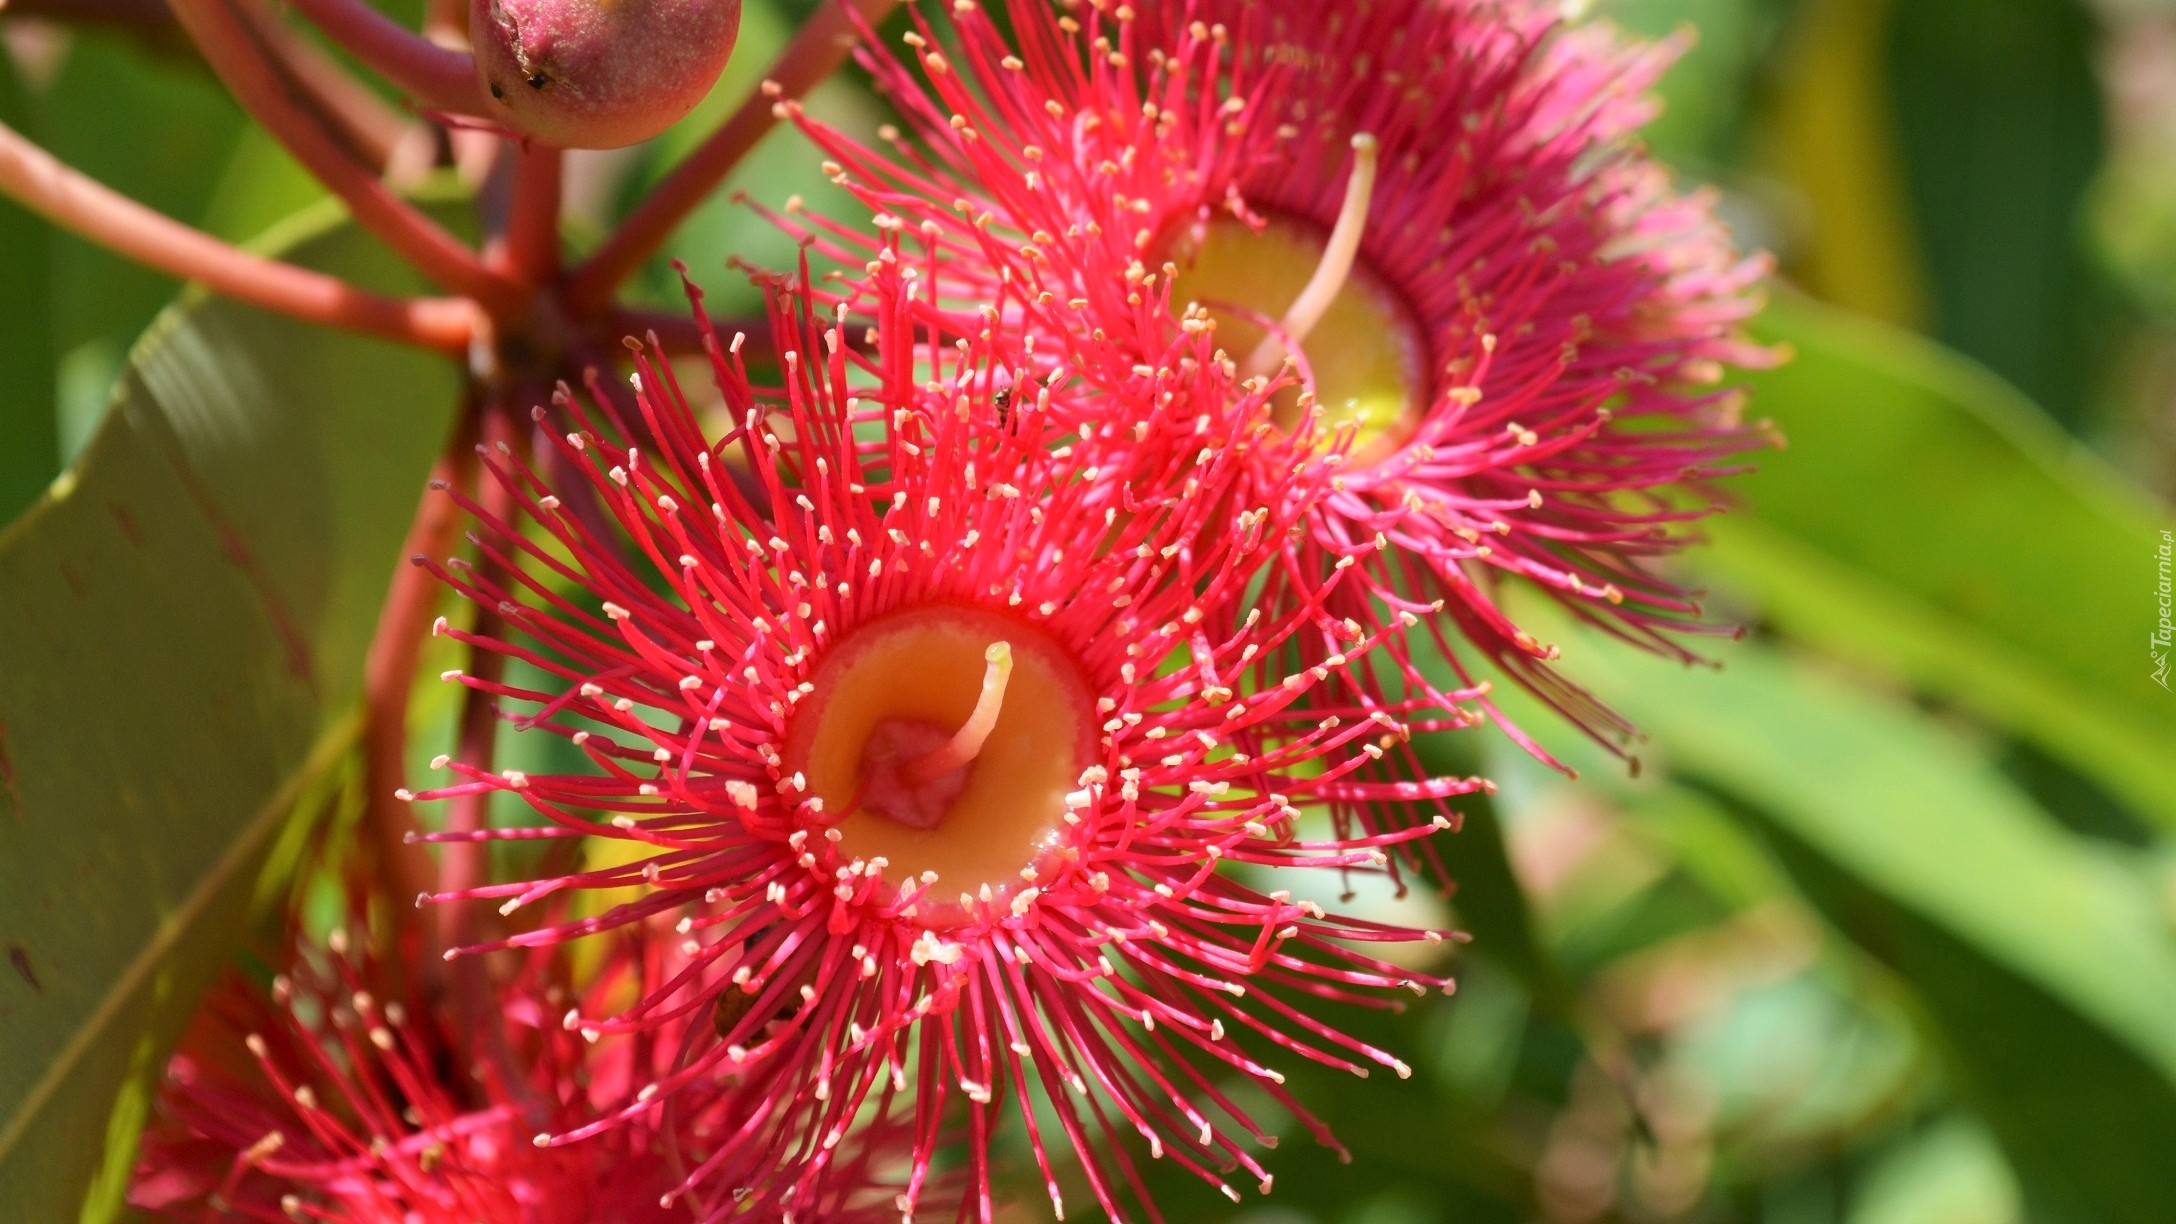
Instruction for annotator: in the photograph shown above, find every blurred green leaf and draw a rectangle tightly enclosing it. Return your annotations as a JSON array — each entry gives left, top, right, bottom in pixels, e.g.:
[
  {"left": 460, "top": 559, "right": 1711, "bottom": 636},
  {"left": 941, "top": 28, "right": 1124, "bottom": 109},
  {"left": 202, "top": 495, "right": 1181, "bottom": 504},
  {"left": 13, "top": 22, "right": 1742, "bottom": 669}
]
[
  {"left": 1850, "top": 1114, "right": 2021, "bottom": 1224},
  {"left": 39, "top": 36, "right": 246, "bottom": 364},
  {"left": 24, "top": 35, "right": 254, "bottom": 471},
  {"left": 199, "top": 126, "right": 331, "bottom": 247},
  {"left": 1125, "top": 994, "right": 1534, "bottom": 1224},
  {"left": 1607, "top": 0, "right": 1776, "bottom": 167},
  {"left": 1884, "top": 0, "right": 2109, "bottom": 429},
  {"left": 1476, "top": 724, "right": 1939, "bottom": 1159},
  {"left": 1560, "top": 629, "right": 2176, "bottom": 1223},
  {"left": 0, "top": 203, "right": 460, "bottom": 1222},
  {"left": 0, "top": 58, "right": 57, "bottom": 524},
  {"left": 1719, "top": 296, "right": 2176, "bottom": 828},
  {"left": 1762, "top": 0, "right": 1929, "bottom": 325},
  {"left": 1615, "top": 783, "right": 1803, "bottom": 912},
  {"left": 1411, "top": 735, "right": 1569, "bottom": 1012}
]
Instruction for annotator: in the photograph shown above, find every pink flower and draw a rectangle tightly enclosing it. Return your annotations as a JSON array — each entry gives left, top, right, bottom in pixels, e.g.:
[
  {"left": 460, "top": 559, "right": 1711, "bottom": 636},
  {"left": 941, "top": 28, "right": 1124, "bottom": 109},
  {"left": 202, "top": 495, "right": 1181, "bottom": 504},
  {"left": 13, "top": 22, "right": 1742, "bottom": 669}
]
[
  {"left": 778, "top": 0, "right": 1776, "bottom": 764},
  {"left": 127, "top": 923, "right": 908, "bottom": 1224},
  {"left": 407, "top": 266, "right": 1470, "bottom": 1217}
]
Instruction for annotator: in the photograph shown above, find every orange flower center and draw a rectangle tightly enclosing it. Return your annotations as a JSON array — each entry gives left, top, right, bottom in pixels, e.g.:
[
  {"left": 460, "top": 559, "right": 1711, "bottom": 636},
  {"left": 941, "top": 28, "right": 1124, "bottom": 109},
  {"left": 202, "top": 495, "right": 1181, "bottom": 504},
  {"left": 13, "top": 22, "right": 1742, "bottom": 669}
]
[
  {"left": 1168, "top": 134, "right": 1427, "bottom": 463},
  {"left": 784, "top": 605, "right": 1095, "bottom": 925}
]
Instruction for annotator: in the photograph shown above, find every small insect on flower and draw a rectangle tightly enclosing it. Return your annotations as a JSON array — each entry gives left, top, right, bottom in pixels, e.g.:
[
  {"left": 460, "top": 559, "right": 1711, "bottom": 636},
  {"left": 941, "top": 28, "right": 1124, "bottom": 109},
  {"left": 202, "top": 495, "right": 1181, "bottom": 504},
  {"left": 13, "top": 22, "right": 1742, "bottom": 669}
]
[
  {"left": 778, "top": 0, "right": 1779, "bottom": 768},
  {"left": 406, "top": 261, "right": 1470, "bottom": 1219}
]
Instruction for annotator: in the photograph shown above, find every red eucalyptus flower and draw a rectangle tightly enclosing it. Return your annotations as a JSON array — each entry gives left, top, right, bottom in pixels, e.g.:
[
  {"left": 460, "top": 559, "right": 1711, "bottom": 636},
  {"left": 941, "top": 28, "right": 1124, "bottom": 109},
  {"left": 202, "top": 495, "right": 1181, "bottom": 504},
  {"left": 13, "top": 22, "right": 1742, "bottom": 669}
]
[
  {"left": 404, "top": 265, "right": 1473, "bottom": 1219},
  {"left": 127, "top": 923, "right": 916, "bottom": 1224},
  {"left": 775, "top": 0, "right": 1776, "bottom": 764}
]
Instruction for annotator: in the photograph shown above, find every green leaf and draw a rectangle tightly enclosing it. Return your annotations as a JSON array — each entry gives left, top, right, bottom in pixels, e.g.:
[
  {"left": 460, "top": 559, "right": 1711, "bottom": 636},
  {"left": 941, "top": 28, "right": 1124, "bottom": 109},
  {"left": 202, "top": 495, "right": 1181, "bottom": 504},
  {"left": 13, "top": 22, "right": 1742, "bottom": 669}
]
[
  {"left": 1884, "top": 0, "right": 2108, "bottom": 429},
  {"left": 1606, "top": 0, "right": 1775, "bottom": 167},
  {"left": 1409, "top": 734, "right": 1569, "bottom": 1012},
  {"left": 0, "top": 57, "right": 57, "bottom": 523},
  {"left": 22, "top": 35, "right": 256, "bottom": 470},
  {"left": 1760, "top": 0, "right": 1929, "bottom": 326},
  {"left": 38, "top": 36, "right": 247, "bottom": 368},
  {"left": 1720, "top": 295, "right": 2176, "bottom": 828},
  {"left": 199, "top": 126, "right": 332, "bottom": 248},
  {"left": 1850, "top": 1114, "right": 2022, "bottom": 1224},
  {"left": 1556, "top": 629, "right": 2176, "bottom": 1223},
  {"left": 0, "top": 203, "right": 460, "bottom": 1223}
]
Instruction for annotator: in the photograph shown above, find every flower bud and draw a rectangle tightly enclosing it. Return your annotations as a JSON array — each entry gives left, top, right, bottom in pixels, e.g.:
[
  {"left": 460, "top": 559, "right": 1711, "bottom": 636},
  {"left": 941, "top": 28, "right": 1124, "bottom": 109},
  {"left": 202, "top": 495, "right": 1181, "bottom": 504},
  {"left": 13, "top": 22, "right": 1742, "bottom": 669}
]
[{"left": 471, "top": 0, "right": 741, "bottom": 148}]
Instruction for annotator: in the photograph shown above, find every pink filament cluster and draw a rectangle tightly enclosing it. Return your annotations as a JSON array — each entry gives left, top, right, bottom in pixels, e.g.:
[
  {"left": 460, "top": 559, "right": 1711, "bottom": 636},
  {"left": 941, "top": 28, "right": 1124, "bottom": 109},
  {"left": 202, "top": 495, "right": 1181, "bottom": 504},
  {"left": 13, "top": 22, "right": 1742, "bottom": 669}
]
[
  {"left": 398, "top": 254, "right": 1475, "bottom": 1217},
  {"left": 777, "top": 0, "right": 1776, "bottom": 761},
  {"left": 128, "top": 927, "right": 919, "bottom": 1223}
]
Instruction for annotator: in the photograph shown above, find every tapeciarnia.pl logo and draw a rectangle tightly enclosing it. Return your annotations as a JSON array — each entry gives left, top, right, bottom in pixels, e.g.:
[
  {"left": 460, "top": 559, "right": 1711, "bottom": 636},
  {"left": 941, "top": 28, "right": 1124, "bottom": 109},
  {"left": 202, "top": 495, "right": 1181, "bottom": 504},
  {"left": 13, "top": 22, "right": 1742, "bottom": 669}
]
[{"left": 2155, "top": 529, "right": 2173, "bottom": 691}]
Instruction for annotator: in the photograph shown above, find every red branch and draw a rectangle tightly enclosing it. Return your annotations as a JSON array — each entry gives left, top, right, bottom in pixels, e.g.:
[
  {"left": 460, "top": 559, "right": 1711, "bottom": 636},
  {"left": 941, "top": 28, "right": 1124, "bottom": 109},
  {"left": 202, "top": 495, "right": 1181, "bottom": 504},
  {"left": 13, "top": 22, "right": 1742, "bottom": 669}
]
[
  {"left": 282, "top": 0, "right": 487, "bottom": 115},
  {"left": 434, "top": 403, "right": 521, "bottom": 961},
  {"left": 1, "top": 0, "right": 194, "bottom": 54},
  {"left": 166, "top": 0, "right": 519, "bottom": 315},
  {"left": 239, "top": 0, "right": 413, "bottom": 170},
  {"left": 362, "top": 432, "right": 477, "bottom": 931},
  {"left": 563, "top": 0, "right": 901, "bottom": 314},
  {"left": 0, "top": 120, "right": 475, "bottom": 351},
  {"left": 499, "top": 144, "right": 563, "bottom": 288}
]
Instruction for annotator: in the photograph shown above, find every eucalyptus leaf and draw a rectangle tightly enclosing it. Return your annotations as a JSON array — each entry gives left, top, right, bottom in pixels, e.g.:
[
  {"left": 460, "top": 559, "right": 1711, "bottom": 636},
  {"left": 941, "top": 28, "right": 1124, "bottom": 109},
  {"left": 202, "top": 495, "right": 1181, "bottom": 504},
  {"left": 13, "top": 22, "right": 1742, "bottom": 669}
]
[
  {"left": 38, "top": 34, "right": 247, "bottom": 370},
  {"left": 0, "top": 58, "right": 57, "bottom": 523},
  {"left": 1885, "top": 0, "right": 2107, "bottom": 428},
  {"left": 1721, "top": 296, "right": 2176, "bottom": 828},
  {"left": 1555, "top": 628, "right": 2176, "bottom": 1223},
  {"left": 0, "top": 204, "right": 459, "bottom": 1222}
]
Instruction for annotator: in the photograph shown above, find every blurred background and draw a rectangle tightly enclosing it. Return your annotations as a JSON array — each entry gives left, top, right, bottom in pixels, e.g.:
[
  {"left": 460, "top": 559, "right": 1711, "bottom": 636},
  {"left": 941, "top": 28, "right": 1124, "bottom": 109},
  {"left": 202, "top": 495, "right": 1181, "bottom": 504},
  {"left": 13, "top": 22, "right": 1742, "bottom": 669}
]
[{"left": 3, "top": 0, "right": 2175, "bottom": 1222}]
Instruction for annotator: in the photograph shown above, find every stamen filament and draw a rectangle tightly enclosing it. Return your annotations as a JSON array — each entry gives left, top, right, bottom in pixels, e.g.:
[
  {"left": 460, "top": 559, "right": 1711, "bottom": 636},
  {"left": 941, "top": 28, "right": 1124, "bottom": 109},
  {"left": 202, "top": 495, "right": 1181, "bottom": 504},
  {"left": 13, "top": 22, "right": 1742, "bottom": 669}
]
[
  {"left": 1244, "top": 132, "right": 1381, "bottom": 379},
  {"left": 904, "top": 642, "right": 1013, "bottom": 783}
]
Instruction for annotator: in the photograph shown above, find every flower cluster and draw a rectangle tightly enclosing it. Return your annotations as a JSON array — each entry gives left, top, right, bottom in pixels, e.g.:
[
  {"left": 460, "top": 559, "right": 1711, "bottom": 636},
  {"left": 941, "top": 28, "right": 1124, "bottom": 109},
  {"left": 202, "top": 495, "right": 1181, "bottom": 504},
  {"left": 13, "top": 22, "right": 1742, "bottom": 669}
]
[
  {"left": 782, "top": 0, "right": 1774, "bottom": 760},
  {"left": 132, "top": 0, "right": 1766, "bottom": 1220}
]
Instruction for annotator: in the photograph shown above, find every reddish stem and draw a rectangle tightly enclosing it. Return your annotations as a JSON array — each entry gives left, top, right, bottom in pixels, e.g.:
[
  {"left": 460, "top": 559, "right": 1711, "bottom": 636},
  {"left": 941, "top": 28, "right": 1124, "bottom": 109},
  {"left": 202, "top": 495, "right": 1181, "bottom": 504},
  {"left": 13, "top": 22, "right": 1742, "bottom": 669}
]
[
  {"left": 500, "top": 144, "right": 563, "bottom": 288},
  {"left": 239, "top": 0, "right": 413, "bottom": 170},
  {"left": 362, "top": 428, "right": 478, "bottom": 933},
  {"left": 0, "top": 120, "right": 476, "bottom": 351},
  {"left": 283, "top": 0, "right": 486, "bottom": 115},
  {"left": 436, "top": 486, "right": 513, "bottom": 961},
  {"left": 4, "top": 0, "right": 194, "bottom": 55},
  {"left": 563, "top": 0, "right": 900, "bottom": 314},
  {"left": 431, "top": 402, "right": 546, "bottom": 1112},
  {"left": 166, "top": 0, "right": 520, "bottom": 315}
]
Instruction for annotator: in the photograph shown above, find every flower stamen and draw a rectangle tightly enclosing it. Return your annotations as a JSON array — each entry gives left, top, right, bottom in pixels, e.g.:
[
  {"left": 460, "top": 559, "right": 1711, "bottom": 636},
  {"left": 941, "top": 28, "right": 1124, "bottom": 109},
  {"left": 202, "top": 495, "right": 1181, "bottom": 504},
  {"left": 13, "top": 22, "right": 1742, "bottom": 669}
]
[
  {"left": 904, "top": 641, "right": 1013, "bottom": 784},
  {"left": 1245, "top": 132, "right": 1380, "bottom": 379}
]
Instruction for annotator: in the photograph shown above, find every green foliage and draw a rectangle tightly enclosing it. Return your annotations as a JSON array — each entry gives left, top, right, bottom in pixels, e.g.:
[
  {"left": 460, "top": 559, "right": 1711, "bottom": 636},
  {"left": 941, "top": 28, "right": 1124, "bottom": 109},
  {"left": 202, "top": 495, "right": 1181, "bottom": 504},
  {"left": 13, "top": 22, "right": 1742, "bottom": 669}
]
[
  {"left": 0, "top": 30, "right": 331, "bottom": 515},
  {"left": 37, "top": 39, "right": 249, "bottom": 466},
  {"left": 0, "top": 205, "right": 458, "bottom": 1222},
  {"left": 1884, "top": 0, "right": 2110, "bottom": 428},
  {"left": 1722, "top": 296, "right": 2176, "bottom": 827},
  {"left": 1556, "top": 633, "right": 2176, "bottom": 1222},
  {"left": 0, "top": 58, "right": 56, "bottom": 523},
  {"left": 1605, "top": 0, "right": 1783, "bottom": 167}
]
